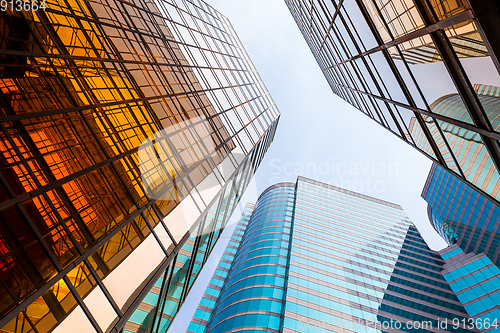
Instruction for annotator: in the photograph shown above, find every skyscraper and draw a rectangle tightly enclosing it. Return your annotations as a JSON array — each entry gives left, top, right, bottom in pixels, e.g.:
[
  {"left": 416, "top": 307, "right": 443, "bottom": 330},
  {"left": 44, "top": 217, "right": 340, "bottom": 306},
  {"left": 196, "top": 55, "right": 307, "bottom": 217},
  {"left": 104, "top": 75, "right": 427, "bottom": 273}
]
[
  {"left": 285, "top": 0, "right": 500, "bottom": 206},
  {"left": 0, "top": 1, "right": 279, "bottom": 333},
  {"left": 422, "top": 163, "right": 500, "bottom": 269},
  {"left": 186, "top": 177, "right": 478, "bottom": 333}
]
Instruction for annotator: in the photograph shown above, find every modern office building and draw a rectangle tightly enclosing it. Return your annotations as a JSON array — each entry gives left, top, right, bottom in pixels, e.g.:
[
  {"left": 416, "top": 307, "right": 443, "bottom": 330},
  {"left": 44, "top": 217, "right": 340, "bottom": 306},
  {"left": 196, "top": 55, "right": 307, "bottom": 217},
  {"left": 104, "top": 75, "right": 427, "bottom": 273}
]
[
  {"left": 422, "top": 163, "right": 500, "bottom": 269},
  {"left": 285, "top": 0, "right": 500, "bottom": 206},
  {"left": 184, "top": 177, "right": 478, "bottom": 333},
  {"left": 440, "top": 245, "right": 500, "bottom": 331},
  {"left": 0, "top": 1, "right": 279, "bottom": 333}
]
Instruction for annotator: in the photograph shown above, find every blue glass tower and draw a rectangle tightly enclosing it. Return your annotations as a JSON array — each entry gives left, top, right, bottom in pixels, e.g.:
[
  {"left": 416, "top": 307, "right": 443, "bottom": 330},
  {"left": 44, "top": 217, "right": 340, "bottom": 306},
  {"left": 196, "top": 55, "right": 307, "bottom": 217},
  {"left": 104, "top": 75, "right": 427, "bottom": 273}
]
[
  {"left": 440, "top": 246, "right": 500, "bottom": 332},
  {"left": 422, "top": 163, "right": 500, "bottom": 269},
  {"left": 186, "top": 177, "right": 477, "bottom": 333}
]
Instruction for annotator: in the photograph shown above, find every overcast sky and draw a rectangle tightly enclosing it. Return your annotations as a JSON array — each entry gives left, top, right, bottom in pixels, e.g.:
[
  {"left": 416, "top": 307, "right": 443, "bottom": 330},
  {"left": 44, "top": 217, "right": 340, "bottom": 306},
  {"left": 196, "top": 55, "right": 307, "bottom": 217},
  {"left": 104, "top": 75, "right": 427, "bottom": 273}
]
[{"left": 168, "top": 1, "right": 449, "bottom": 331}]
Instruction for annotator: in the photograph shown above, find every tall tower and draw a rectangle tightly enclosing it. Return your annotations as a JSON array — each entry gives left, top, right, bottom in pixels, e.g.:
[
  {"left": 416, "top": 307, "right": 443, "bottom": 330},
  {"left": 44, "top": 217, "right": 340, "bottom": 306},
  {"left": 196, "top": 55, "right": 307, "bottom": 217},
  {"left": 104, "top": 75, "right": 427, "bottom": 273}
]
[
  {"left": 186, "top": 177, "right": 480, "bottom": 333},
  {"left": 0, "top": 1, "right": 279, "bottom": 332},
  {"left": 285, "top": 0, "right": 500, "bottom": 206}
]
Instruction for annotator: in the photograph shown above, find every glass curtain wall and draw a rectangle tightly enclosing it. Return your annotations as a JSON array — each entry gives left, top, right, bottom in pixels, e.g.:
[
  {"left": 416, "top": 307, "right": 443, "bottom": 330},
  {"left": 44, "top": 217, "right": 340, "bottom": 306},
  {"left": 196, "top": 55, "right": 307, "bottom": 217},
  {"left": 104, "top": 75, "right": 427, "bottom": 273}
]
[
  {"left": 284, "top": 0, "right": 500, "bottom": 206},
  {"left": 0, "top": 0, "right": 280, "bottom": 332}
]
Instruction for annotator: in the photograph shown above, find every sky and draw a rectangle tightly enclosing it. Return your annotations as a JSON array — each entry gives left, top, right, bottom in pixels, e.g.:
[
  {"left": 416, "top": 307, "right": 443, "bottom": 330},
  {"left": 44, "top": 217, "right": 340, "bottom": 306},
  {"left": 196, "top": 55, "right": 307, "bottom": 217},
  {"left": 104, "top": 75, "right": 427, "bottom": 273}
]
[{"left": 168, "top": 0, "right": 449, "bottom": 331}]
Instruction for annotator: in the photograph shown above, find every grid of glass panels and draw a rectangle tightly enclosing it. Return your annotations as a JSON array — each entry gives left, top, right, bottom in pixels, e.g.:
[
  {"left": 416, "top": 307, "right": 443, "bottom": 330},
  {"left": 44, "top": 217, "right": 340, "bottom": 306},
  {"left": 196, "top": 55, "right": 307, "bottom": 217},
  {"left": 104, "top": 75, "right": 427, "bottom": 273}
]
[
  {"left": 0, "top": 0, "right": 280, "bottom": 332},
  {"left": 442, "top": 246, "right": 500, "bottom": 332},
  {"left": 423, "top": 163, "right": 500, "bottom": 269},
  {"left": 283, "top": 177, "right": 473, "bottom": 332},
  {"left": 186, "top": 203, "right": 255, "bottom": 333},
  {"left": 204, "top": 184, "right": 295, "bottom": 333},
  {"left": 284, "top": 0, "right": 500, "bottom": 206}
]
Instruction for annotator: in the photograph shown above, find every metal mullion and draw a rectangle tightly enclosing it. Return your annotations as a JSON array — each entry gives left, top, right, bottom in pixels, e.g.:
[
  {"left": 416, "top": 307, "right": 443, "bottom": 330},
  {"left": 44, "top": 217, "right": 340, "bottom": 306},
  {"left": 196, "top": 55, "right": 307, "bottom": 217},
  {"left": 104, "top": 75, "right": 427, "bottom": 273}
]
[
  {"left": 0, "top": 46, "right": 241, "bottom": 75},
  {"left": 1, "top": 15, "right": 105, "bottom": 252},
  {"left": 82, "top": 259, "right": 123, "bottom": 316},
  {"left": 151, "top": 259, "right": 175, "bottom": 333},
  {"left": 33, "top": 11, "right": 177, "bottom": 234},
  {"left": 28, "top": 52, "right": 151, "bottom": 262},
  {"left": 17, "top": 309, "right": 41, "bottom": 333},
  {"left": 112, "top": 151, "right": 173, "bottom": 243},
  {"left": 139, "top": 210, "right": 170, "bottom": 256},
  {"left": 104, "top": 0, "right": 176, "bottom": 130},
  {"left": 0, "top": 105, "right": 258, "bottom": 214},
  {"left": 213, "top": 24, "right": 265, "bottom": 134},
  {"left": 0, "top": 81, "right": 252, "bottom": 123},
  {"left": 413, "top": 0, "right": 500, "bottom": 175},
  {"left": 0, "top": 142, "right": 223, "bottom": 326},
  {"left": 322, "top": 10, "right": 474, "bottom": 71},
  {"left": 354, "top": 0, "right": 448, "bottom": 166},
  {"left": 178, "top": 216, "right": 209, "bottom": 303},
  {"left": 316, "top": 0, "right": 345, "bottom": 56},
  {"left": 179, "top": 20, "right": 255, "bottom": 150},
  {"left": 391, "top": 44, "right": 466, "bottom": 178},
  {"left": 346, "top": 57, "right": 390, "bottom": 125},
  {"left": 56, "top": 0, "right": 222, "bottom": 208},
  {"left": 295, "top": 0, "right": 321, "bottom": 52},
  {"left": 319, "top": 4, "right": 354, "bottom": 62},
  {"left": 204, "top": 35, "right": 258, "bottom": 140},
  {"left": 432, "top": 30, "right": 500, "bottom": 172},
  {"left": 111, "top": 0, "right": 234, "bottom": 52},
  {"left": 336, "top": 59, "right": 375, "bottom": 118},
  {"left": 289, "top": 0, "right": 312, "bottom": 44},
  {"left": 0, "top": 123, "right": 88, "bottom": 258},
  {"left": 176, "top": 0, "right": 251, "bottom": 149},
  {"left": 62, "top": 276, "right": 104, "bottom": 333},
  {"left": 171, "top": 0, "right": 237, "bottom": 50},
  {"left": 0, "top": 191, "right": 156, "bottom": 328},
  {"left": 327, "top": 6, "right": 403, "bottom": 133},
  {"left": 0, "top": 177, "right": 68, "bottom": 316},
  {"left": 463, "top": 0, "right": 500, "bottom": 74},
  {"left": 72, "top": 0, "right": 162, "bottom": 152},
  {"left": 0, "top": 164, "right": 71, "bottom": 277},
  {"left": 82, "top": 7, "right": 188, "bottom": 200},
  {"left": 106, "top": 137, "right": 265, "bottom": 332},
  {"left": 327, "top": 79, "right": 500, "bottom": 141},
  {"left": 151, "top": 204, "right": 178, "bottom": 248},
  {"left": 336, "top": 64, "right": 365, "bottom": 110},
  {"left": 151, "top": 4, "right": 237, "bottom": 160}
]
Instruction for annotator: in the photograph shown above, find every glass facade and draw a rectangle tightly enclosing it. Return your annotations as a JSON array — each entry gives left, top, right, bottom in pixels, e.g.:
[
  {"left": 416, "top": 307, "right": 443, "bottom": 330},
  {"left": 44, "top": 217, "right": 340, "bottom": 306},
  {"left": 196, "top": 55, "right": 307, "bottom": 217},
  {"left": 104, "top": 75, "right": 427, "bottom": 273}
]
[
  {"left": 187, "top": 177, "right": 476, "bottom": 333},
  {"left": 284, "top": 0, "right": 500, "bottom": 206},
  {"left": 0, "top": 1, "right": 280, "bottom": 332},
  {"left": 441, "top": 246, "right": 500, "bottom": 332},
  {"left": 410, "top": 85, "right": 500, "bottom": 199},
  {"left": 187, "top": 203, "right": 255, "bottom": 333},
  {"left": 422, "top": 163, "right": 500, "bottom": 269}
]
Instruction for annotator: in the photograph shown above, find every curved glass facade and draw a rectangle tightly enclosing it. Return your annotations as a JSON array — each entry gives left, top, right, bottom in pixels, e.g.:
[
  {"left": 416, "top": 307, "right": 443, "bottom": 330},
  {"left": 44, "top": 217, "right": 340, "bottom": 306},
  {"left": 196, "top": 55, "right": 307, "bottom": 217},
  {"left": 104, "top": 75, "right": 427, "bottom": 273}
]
[
  {"left": 422, "top": 163, "right": 500, "bottom": 269},
  {"left": 206, "top": 184, "right": 295, "bottom": 333}
]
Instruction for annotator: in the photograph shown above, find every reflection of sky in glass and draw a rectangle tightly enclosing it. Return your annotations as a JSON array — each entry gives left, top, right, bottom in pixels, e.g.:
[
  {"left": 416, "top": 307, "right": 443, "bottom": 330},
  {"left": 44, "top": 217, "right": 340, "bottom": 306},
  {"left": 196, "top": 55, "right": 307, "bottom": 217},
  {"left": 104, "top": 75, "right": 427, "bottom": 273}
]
[{"left": 289, "top": 180, "right": 410, "bottom": 329}]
